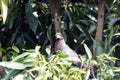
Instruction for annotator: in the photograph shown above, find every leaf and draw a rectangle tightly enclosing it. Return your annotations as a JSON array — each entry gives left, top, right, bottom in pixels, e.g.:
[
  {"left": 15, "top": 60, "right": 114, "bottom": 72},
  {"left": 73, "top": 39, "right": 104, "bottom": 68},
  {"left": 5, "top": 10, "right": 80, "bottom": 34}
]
[
  {"left": 12, "top": 46, "right": 20, "bottom": 53},
  {"left": 47, "top": 25, "right": 53, "bottom": 44},
  {"left": 23, "top": 53, "right": 38, "bottom": 63},
  {"left": 3, "top": 70, "right": 22, "bottom": 80},
  {"left": 113, "top": 68, "right": 120, "bottom": 72},
  {"left": 108, "top": 18, "right": 119, "bottom": 28},
  {"left": 85, "top": 69, "right": 90, "bottom": 80},
  {"left": 64, "top": 57, "right": 81, "bottom": 62},
  {"left": 88, "top": 25, "right": 96, "bottom": 33},
  {"left": 114, "top": 33, "right": 120, "bottom": 36},
  {"left": 35, "top": 46, "right": 40, "bottom": 53},
  {"left": 0, "top": 62, "right": 26, "bottom": 69},
  {"left": 108, "top": 44, "right": 120, "bottom": 55},
  {"left": 108, "top": 27, "right": 114, "bottom": 45},
  {"left": 13, "top": 74, "right": 24, "bottom": 80},
  {"left": 25, "top": 1, "right": 38, "bottom": 33},
  {"left": 54, "top": 75, "right": 60, "bottom": 80},
  {"left": 58, "top": 52, "right": 68, "bottom": 58},
  {"left": 84, "top": 43, "right": 92, "bottom": 60},
  {"left": 1, "top": 0, "right": 8, "bottom": 23},
  {"left": 13, "top": 52, "right": 31, "bottom": 61}
]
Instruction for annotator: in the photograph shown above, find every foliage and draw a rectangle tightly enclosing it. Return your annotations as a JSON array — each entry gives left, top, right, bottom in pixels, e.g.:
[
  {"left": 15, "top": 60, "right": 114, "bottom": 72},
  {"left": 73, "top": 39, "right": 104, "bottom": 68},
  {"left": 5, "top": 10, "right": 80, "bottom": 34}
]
[
  {"left": 0, "top": 45, "right": 120, "bottom": 80},
  {"left": 0, "top": 46, "right": 85, "bottom": 80},
  {"left": 0, "top": 0, "right": 119, "bottom": 55},
  {"left": 0, "top": 0, "right": 120, "bottom": 80}
]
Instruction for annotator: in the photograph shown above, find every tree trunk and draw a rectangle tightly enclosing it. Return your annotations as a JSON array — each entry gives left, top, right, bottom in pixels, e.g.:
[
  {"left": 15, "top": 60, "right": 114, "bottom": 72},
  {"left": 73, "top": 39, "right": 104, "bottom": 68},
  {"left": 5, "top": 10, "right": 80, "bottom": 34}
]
[
  {"left": 47, "top": 0, "right": 61, "bottom": 34},
  {"left": 93, "top": 0, "right": 106, "bottom": 59},
  {"left": 94, "top": 0, "right": 106, "bottom": 59},
  {"left": 95, "top": 0, "right": 106, "bottom": 46}
]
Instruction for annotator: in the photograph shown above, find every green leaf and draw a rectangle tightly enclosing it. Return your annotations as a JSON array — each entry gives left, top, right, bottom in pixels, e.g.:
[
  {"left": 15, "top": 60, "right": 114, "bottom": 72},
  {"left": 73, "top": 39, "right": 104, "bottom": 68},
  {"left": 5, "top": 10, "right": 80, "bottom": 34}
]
[
  {"left": 108, "top": 18, "right": 119, "bottom": 28},
  {"left": 113, "top": 68, "right": 120, "bottom": 72},
  {"left": 47, "top": 25, "right": 53, "bottom": 44},
  {"left": 88, "top": 25, "right": 96, "bottom": 33},
  {"left": 0, "top": 62, "right": 26, "bottom": 69},
  {"left": 35, "top": 46, "right": 40, "bottom": 53},
  {"left": 13, "top": 74, "right": 24, "bottom": 80},
  {"left": 13, "top": 52, "right": 31, "bottom": 61},
  {"left": 12, "top": 46, "right": 20, "bottom": 53},
  {"left": 85, "top": 69, "right": 90, "bottom": 80},
  {"left": 108, "top": 44, "right": 120, "bottom": 55},
  {"left": 84, "top": 43, "right": 92, "bottom": 60},
  {"left": 25, "top": 1, "right": 38, "bottom": 33},
  {"left": 0, "top": 47, "right": 6, "bottom": 53},
  {"left": 23, "top": 53, "right": 38, "bottom": 63},
  {"left": 2, "top": 70, "right": 22, "bottom": 80},
  {"left": 58, "top": 52, "right": 68, "bottom": 58},
  {"left": 108, "top": 27, "right": 114, "bottom": 45}
]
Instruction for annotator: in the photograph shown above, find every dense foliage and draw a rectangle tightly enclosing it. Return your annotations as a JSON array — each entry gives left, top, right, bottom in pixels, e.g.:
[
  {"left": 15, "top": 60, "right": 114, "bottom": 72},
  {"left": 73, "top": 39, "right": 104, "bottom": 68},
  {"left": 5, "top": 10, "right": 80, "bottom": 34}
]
[
  {"left": 1, "top": 46, "right": 120, "bottom": 80},
  {"left": 0, "top": 0, "right": 120, "bottom": 80}
]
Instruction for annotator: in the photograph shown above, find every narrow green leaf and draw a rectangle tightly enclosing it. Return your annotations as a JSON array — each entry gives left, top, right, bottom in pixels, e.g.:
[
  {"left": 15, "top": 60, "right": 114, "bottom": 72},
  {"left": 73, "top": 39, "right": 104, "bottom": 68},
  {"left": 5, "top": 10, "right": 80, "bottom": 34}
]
[
  {"left": 85, "top": 69, "right": 90, "bottom": 80},
  {"left": 0, "top": 62, "right": 26, "bottom": 69},
  {"left": 3, "top": 70, "right": 22, "bottom": 80},
  {"left": 108, "top": 28, "right": 114, "bottom": 45},
  {"left": 84, "top": 43, "right": 92, "bottom": 60},
  {"left": 25, "top": 1, "right": 38, "bottom": 33},
  {"left": 108, "top": 44, "right": 120, "bottom": 55},
  {"left": 47, "top": 25, "right": 53, "bottom": 44},
  {"left": 13, "top": 52, "right": 31, "bottom": 61}
]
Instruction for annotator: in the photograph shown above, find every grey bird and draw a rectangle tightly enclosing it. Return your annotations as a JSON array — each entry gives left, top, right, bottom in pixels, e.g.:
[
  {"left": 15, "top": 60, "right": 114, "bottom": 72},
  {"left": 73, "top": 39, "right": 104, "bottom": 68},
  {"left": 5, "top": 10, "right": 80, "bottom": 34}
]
[{"left": 55, "top": 33, "right": 81, "bottom": 67}]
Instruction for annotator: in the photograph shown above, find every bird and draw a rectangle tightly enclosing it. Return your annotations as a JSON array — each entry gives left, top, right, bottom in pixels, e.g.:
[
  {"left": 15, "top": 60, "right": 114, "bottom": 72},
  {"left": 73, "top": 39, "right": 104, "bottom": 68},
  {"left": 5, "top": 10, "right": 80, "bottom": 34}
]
[
  {"left": 55, "top": 33, "right": 95, "bottom": 77},
  {"left": 55, "top": 33, "right": 81, "bottom": 67}
]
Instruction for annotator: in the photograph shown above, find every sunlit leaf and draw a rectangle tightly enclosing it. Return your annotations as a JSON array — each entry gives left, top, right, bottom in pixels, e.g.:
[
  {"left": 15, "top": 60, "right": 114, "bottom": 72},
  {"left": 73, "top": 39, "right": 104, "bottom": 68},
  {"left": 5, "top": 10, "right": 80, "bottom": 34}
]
[
  {"left": 1, "top": 0, "right": 8, "bottom": 23},
  {"left": 13, "top": 52, "right": 31, "bottom": 61},
  {"left": 113, "top": 68, "right": 120, "bottom": 72},
  {"left": 35, "top": 46, "right": 40, "bottom": 54},
  {"left": 114, "top": 33, "right": 120, "bottom": 36},
  {"left": 58, "top": 52, "right": 68, "bottom": 58},
  {"left": 0, "top": 62, "right": 26, "bottom": 69},
  {"left": 84, "top": 43, "right": 92, "bottom": 60},
  {"left": 12, "top": 46, "right": 20, "bottom": 53},
  {"left": 54, "top": 75, "right": 60, "bottom": 80},
  {"left": 13, "top": 74, "right": 24, "bottom": 80},
  {"left": 85, "top": 69, "right": 90, "bottom": 80}
]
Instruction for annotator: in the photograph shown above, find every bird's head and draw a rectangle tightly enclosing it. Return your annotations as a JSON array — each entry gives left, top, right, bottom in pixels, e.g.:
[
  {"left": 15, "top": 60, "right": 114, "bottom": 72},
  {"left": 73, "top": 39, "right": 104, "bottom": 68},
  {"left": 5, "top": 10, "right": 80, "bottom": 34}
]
[{"left": 55, "top": 33, "right": 63, "bottom": 39}]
